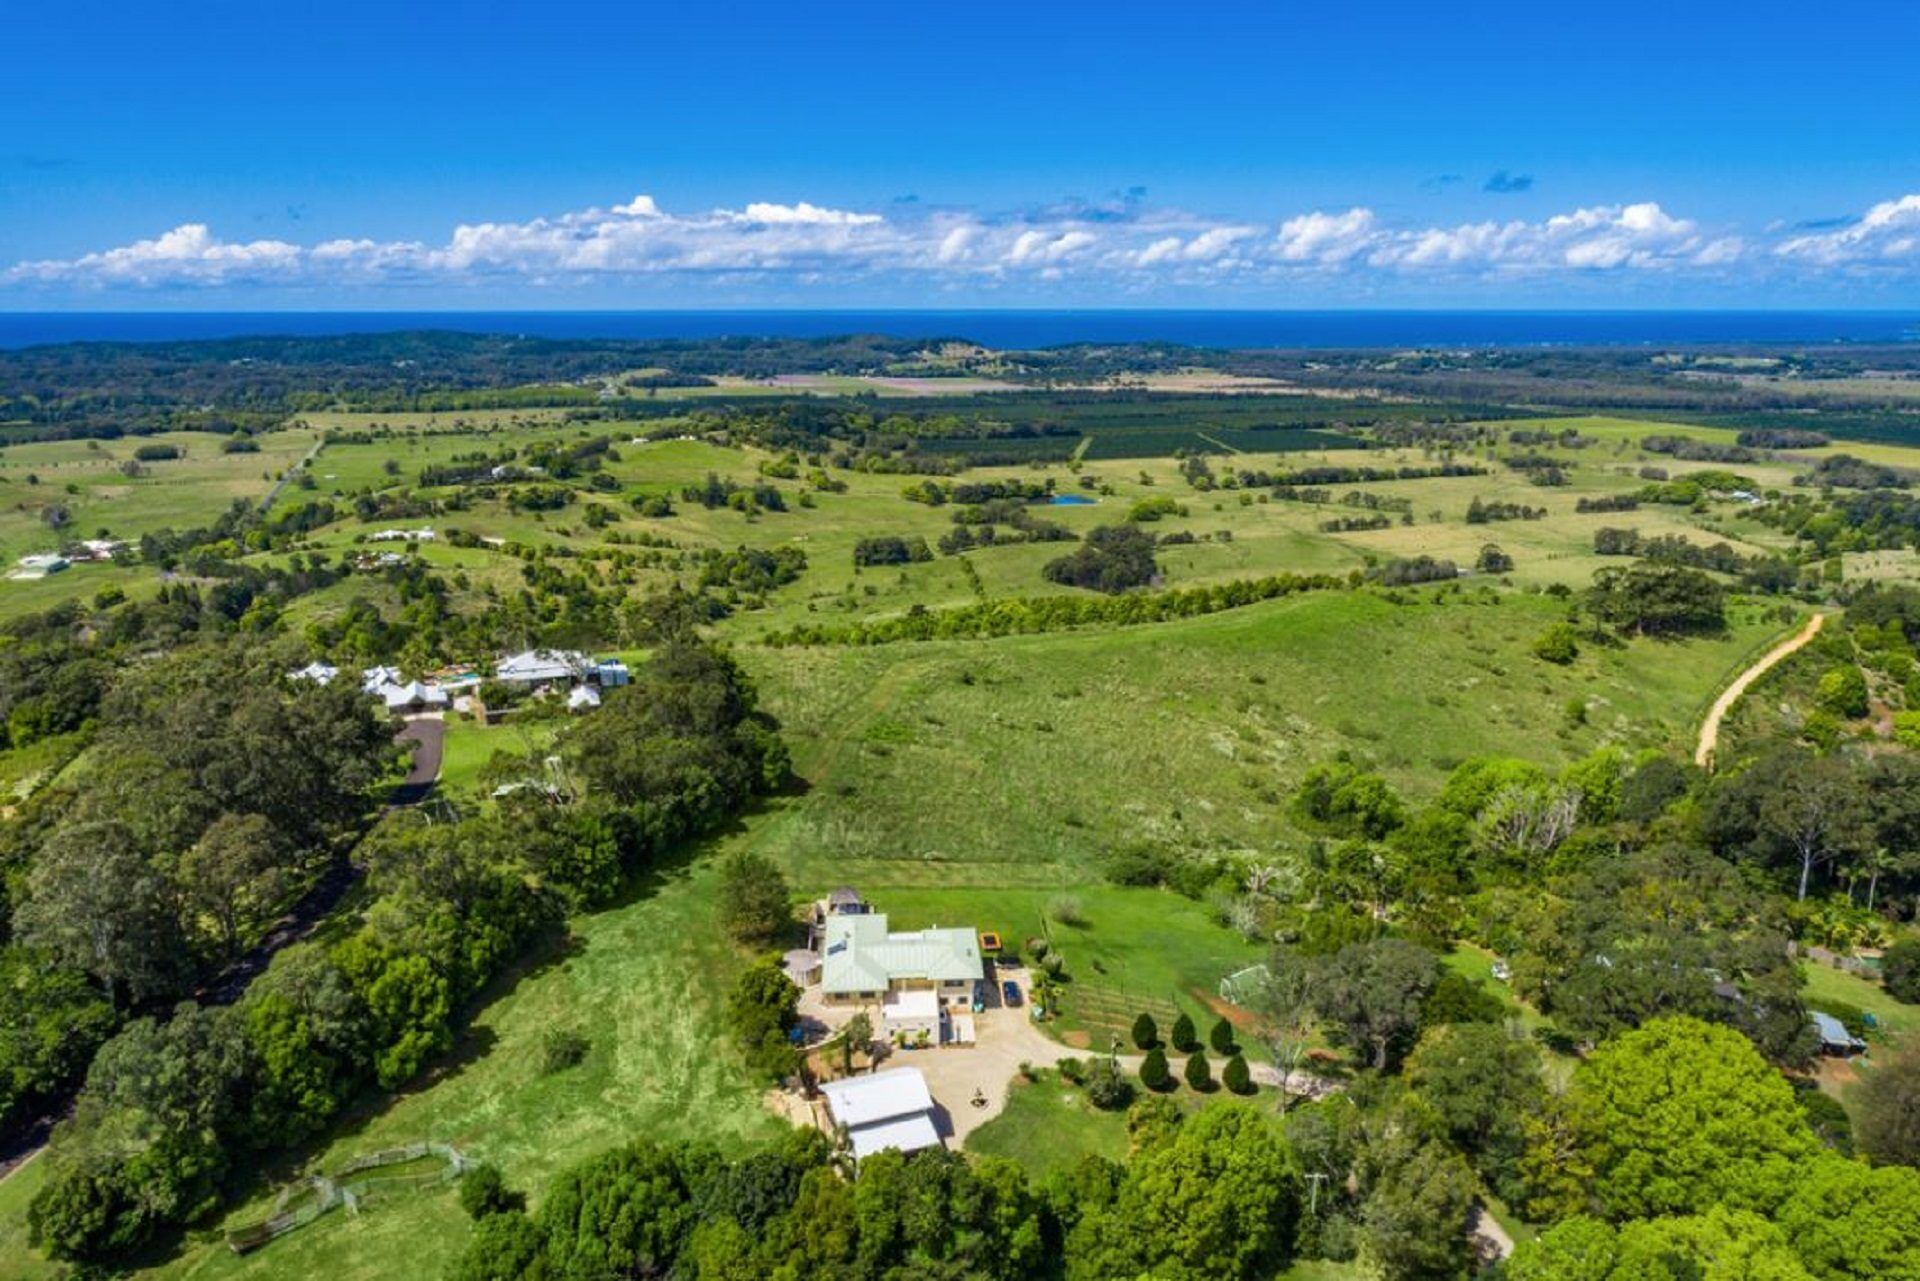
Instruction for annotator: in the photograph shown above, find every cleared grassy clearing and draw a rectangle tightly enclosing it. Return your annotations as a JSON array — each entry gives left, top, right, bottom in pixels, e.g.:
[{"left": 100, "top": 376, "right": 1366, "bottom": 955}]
[
  {"left": 0, "top": 429, "right": 321, "bottom": 566},
  {"left": 0, "top": 410, "right": 1870, "bottom": 632},
  {"left": 736, "top": 590, "right": 1793, "bottom": 875},
  {"left": 849, "top": 886, "right": 1263, "bottom": 1049},
  {"left": 964, "top": 1070, "right": 1134, "bottom": 1175},
  {"left": 132, "top": 849, "right": 782, "bottom": 1281},
  {"left": 434, "top": 717, "right": 564, "bottom": 796},
  {"left": 1801, "top": 961, "right": 1919, "bottom": 1043},
  {"left": 0, "top": 1158, "right": 56, "bottom": 1281}
]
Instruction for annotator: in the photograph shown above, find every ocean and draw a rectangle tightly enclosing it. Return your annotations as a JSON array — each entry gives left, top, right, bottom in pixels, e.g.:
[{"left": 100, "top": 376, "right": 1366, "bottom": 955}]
[{"left": 0, "top": 310, "right": 1917, "bottom": 351}]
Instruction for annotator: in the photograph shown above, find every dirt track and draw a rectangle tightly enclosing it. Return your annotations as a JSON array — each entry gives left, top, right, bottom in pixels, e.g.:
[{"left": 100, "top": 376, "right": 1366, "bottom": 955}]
[{"left": 1695, "top": 613, "right": 1826, "bottom": 769}]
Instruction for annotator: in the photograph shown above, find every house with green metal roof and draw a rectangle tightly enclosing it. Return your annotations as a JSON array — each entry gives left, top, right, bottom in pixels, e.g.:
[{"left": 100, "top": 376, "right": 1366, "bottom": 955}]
[{"left": 818, "top": 912, "right": 983, "bottom": 1007}]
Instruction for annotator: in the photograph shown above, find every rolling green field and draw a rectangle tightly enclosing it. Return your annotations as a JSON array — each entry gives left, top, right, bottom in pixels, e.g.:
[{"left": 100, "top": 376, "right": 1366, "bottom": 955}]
[
  {"left": 737, "top": 590, "right": 1795, "bottom": 881},
  {"left": 109, "top": 848, "right": 784, "bottom": 1281},
  {"left": 0, "top": 428, "right": 322, "bottom": 563},
  {"left": 6, "top": 406, "right": 1829, "bottom": 636},
  {"left": 3, "top": 399, "right": 1912, "bottom": 1280}
]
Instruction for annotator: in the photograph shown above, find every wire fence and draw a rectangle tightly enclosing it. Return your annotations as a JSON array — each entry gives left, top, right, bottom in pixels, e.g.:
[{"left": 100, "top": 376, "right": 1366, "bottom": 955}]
[{"left": 227, "top": 1142, "right": 469, "bottom": 1254}]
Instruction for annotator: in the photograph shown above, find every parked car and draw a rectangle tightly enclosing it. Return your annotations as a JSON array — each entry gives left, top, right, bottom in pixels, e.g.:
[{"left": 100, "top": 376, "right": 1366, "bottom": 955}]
[
  {"left": 1490, "top": 959, "right": 1512, "bottom": 982},
  {"left": 972, "top": 979, "right": 986, "bottom": 1013},
  {"left": 1001, "top": 979, "right": 1022, "bottom": 1007}
]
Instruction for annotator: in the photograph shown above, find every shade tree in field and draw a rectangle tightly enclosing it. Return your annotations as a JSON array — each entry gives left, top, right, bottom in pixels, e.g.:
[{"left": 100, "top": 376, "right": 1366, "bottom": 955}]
[
  {"left": 1042, "top": 524, "right": 1160, "bottom": 594},
  {"left": 1585, "top": 562, "right": 1726, "bottom": 636},
  {"left": 717, "top": 849, "right": 792, "bottom": 945}
]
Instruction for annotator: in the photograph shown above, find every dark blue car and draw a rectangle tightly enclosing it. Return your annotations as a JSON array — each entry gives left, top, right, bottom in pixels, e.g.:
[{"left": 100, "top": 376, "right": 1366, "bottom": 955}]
[{"left": 1001, "top": 979, "right": 1022, "bottom": 1007}]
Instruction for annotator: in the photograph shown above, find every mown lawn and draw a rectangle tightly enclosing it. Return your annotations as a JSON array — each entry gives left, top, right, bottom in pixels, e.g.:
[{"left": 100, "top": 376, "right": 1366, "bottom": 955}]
[
  {"left": 0, "top": 1157, "right": 57, "bottom": 1281},
  {"left": 1801, "top": 959, "right": 1920, "bottom": 1044},
  {"left": 857, "top": 885, "right": 1264, "bottom": 1051},
  {"left": 964, "top": 1070, "right": 1132, "bottom": 1177},
  {"left": 434, "top": 716, "right": 564, "bottom": 797}
]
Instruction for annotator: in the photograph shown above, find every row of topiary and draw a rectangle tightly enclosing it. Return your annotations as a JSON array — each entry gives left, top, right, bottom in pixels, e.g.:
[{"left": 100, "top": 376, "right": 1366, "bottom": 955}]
[{"left": 1130, "top": 1010, "right": 1255, "bottom": 1095}]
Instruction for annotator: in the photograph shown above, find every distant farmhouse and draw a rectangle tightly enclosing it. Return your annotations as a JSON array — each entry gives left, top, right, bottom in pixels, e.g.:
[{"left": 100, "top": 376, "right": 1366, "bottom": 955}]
[
  {"left": 10, "top": 553, "right": 68, "bottom": 580},
  {"left": 288, "top": 649, "right": 628, "bottom": 717}
]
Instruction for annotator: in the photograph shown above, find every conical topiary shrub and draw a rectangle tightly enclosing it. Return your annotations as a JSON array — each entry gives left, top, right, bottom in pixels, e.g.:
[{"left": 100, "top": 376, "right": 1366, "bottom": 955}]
[
  {"left": 1209, "top": 1016, "right": 1236, "bottom": 1056},
  {"left": 1171, "top": 1012, "right": 1198, "bottom": 1053}
]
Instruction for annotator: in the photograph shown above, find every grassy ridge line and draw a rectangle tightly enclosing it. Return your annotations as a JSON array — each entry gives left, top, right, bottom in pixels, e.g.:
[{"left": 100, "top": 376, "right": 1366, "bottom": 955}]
[{"left": 760, "top": 571, "right": 1350, "bottom": 646}]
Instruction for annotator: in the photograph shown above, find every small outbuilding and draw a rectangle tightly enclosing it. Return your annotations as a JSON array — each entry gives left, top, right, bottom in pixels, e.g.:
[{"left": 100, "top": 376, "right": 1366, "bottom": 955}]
[
  {"left": 882, "top": 988, "right": 941, "bottom": 1044},
  {"left": 818, "top": 1066, "right": 942, "bottom": 1160}
]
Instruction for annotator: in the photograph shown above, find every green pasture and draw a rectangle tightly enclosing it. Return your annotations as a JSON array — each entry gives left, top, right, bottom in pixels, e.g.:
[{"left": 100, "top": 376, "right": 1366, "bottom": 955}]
[
  {"left": 116, "top": 848, "right": 782, "bottom": 1281},
  {"left": 733, "top": 589, "right": 1794, "bottom": 879},
  {"left": 0, "top": 429, "right": 321, "bottom": 564}
]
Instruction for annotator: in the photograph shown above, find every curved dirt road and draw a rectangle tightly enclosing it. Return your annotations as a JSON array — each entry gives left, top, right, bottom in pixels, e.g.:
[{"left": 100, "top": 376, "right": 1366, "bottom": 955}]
[{"left": 1695, "top": 613, "right": 1826, "bottom": 770}]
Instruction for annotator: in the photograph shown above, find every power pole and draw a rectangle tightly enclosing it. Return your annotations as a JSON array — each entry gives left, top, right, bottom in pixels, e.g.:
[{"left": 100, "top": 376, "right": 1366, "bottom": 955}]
[{"left": 1305, "top": 1171, "right": 1327, "bottom": 1217}]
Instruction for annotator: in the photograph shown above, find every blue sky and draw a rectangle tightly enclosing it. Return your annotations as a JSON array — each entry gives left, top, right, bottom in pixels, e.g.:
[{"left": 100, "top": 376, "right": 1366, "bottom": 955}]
[{"left": 3, "top": 0, "right": 1918, "bottom": 308}]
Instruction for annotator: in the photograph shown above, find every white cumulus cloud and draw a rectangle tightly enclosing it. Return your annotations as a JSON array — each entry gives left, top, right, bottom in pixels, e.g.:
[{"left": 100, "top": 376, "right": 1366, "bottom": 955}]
[
  {"left": 8, "top": 189, "right": 1920, "bottom": 294},
  {"left": 1776, "top": 194, "right": 1920, "bottom": 265}
]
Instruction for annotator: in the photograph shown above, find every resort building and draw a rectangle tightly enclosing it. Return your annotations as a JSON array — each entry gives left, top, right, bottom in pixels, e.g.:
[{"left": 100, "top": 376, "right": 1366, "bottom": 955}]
[{"left": 496, "top": 649, "right": 591, "bottom": 686}]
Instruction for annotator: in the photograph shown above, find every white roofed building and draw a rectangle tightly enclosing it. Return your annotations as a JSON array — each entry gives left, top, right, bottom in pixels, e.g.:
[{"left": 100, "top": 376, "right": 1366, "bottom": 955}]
[
  {"left": 379, "top": 680, "right": 449, "bottom": 713},
  {"left": 496, "top": 649, "right": 590, "bottom": 686},
  {"left": 818, "top": 1067, "right": 943, "bottom": 1160},
  {"left": 289, "top": 661, "right": 340, "bottom": 685}
]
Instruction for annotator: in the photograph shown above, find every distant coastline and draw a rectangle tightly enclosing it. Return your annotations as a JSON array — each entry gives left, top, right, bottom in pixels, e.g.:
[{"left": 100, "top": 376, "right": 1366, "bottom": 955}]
[{"left": 1, "top": 309, "right": 1917, "bottom": 351}]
